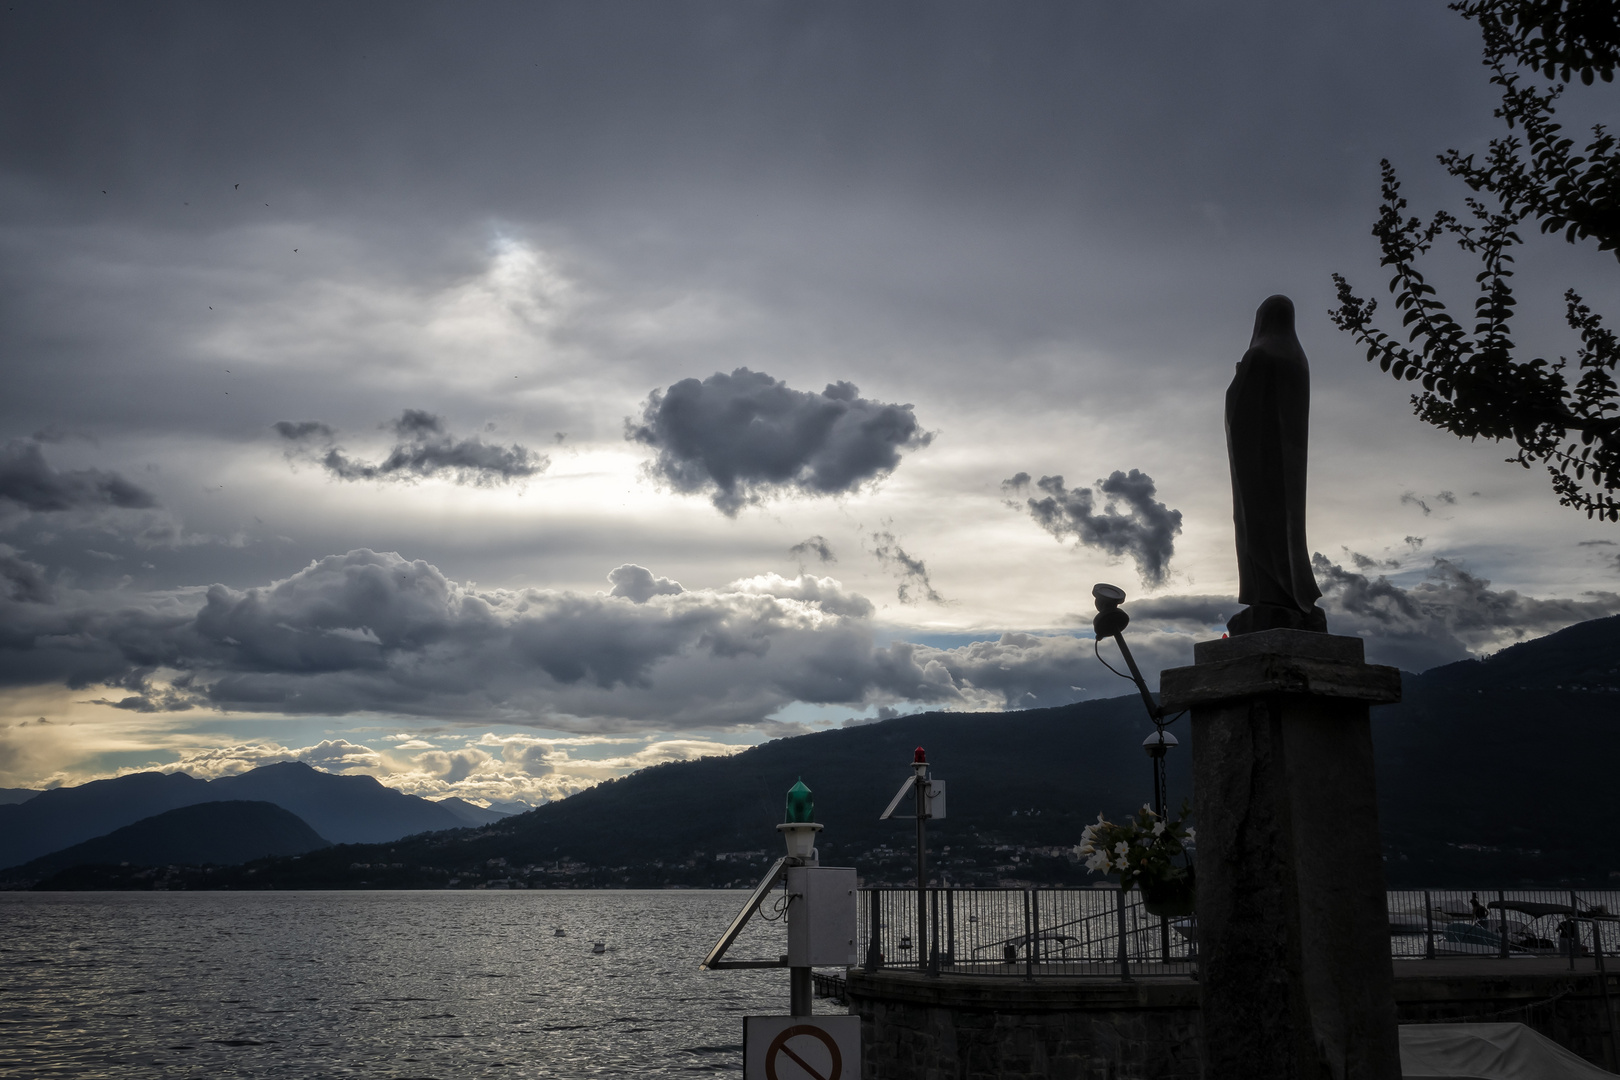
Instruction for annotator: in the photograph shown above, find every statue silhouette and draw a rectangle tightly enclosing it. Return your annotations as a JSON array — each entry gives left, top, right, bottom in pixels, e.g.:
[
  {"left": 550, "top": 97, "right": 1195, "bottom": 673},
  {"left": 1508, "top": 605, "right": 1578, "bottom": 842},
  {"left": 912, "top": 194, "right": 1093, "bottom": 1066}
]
[{"left": 1225, "top": 295, "right": 1327, "bottom": 635}]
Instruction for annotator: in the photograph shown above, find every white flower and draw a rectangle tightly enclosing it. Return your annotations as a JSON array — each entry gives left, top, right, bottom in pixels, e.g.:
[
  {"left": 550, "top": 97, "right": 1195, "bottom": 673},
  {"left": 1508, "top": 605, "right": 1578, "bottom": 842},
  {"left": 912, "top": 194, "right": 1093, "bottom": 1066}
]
[
  {"left": 1113, "top": 841, "right": 1130, "bottom": 857},
  {"left": 1184, "top": 828, "right": 1196, "bottom": 843},
  {"left": 1085, "top": 851, "right": 1111, "bottom": 872},
  {"left": 1142, "top": 803, "right": 1155, "bottom": 816},
  {"left": 1152, "top": 821, "right": 1167, "bottom": 837}
]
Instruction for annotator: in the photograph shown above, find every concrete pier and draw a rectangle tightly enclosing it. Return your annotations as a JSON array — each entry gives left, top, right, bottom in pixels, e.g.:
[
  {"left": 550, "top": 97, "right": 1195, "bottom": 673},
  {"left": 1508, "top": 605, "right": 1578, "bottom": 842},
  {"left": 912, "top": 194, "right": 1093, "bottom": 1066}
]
[{"left": 1158, "top": 629, "right": 1403, "bottom": 1080}]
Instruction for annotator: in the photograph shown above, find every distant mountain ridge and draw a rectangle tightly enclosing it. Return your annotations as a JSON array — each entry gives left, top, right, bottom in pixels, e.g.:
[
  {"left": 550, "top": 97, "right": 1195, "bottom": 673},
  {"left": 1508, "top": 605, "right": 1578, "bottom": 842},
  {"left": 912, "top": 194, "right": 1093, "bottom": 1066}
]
[
  {"left": 193, "top": 613, "right": 1620, "bottom": 890},
  {"left": 435, "top": 796, "right": 523, "bottom": 827},
  {"left": 0, "top": 761, "right": 465, "bottom": 870},
  {"left": 14, "top": 615, "right": 1620, "bottom": 889},
  {"left": 15, "top": 801, "right": 329, "bottom": 881}
]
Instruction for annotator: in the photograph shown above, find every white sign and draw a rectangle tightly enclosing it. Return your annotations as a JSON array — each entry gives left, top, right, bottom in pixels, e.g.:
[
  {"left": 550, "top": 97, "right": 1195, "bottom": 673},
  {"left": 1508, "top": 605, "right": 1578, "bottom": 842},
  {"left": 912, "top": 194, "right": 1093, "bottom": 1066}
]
[
  {"left": 744, "top": 1015, "right": 860, "bottom": 1080},
  {"left": 879, "top": 778, "right": 946, "bottom": 820}
]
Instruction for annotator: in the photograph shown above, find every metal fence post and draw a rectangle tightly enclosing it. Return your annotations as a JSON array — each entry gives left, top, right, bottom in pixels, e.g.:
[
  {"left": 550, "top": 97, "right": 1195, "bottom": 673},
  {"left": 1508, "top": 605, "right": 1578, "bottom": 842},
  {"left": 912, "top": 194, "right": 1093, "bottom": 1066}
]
[
  {"left": 1572, "top": 889, "right": 1581, "bottom": 971},
  {"left": 864, "top": 889, "right": 883, "bottom": 971},
  {"left": 1022, "top": 889, "right": 1034, "bottom": 982},
  {"left": 928, "top": 888, "right": 940, "bottom": 976},
  {"left": 1116, "top": 886, "right": 1132, "bottom": 982},
  {"left": 1498, "top": 890, "right": 1510, "bottom": 959},
  {"left": 1591, "top": 913, "right": 1618, "bottom": 1073},
  {"left": 1424, "top": 890, "right": 1435, "bottom": 961}
]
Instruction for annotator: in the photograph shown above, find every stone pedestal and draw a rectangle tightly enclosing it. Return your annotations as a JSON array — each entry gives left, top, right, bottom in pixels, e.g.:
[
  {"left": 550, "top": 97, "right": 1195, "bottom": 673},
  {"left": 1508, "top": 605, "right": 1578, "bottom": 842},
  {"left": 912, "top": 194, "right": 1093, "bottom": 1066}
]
[{"left": 1159, "top": 630, "right": 1402, "bottom": 1080}]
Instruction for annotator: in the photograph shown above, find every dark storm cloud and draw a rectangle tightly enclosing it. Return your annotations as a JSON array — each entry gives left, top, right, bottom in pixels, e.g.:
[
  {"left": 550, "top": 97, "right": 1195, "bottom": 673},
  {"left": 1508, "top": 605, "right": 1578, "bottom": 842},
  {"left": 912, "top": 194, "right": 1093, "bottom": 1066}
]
[
  {"left": 0, "top": 547, "right": 53, "bottom": 604},
  {"left": 790, "top": 536, "right": 837, "bottom": 565},
  {"left": 1313, "top": 555, "right": 1620, "bottom": 671},
  {"left": 869, "top": 530, "right": 944, "bottom": 604},
  {"left": 276, "top": 411, "right": 547, "bottom": 486},
  {"left": 1125, "top": 595, "right": 1238, "bottom": 627},
  {"left": 1068, "top": 559, "right": 1620, "bottom": 674},
  {"left": 1005, "top": 470, "right": 1183, "bottom": 587},
  {"left": 0, "top": 549, "right": 1160, "bottom": 727},
  {"left": 0, "top": 439, "right": 157, "bottom": 513},
  {"left": 626, "top": 369, "right": 931, "bottom": 516}
]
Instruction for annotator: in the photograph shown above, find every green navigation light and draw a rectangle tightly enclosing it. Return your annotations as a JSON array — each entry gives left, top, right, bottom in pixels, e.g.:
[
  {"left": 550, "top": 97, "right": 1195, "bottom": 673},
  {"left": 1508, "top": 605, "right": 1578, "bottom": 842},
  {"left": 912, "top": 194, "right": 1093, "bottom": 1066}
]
[{"left": 784, "top": 778, "right": 814, "bottom": 823}]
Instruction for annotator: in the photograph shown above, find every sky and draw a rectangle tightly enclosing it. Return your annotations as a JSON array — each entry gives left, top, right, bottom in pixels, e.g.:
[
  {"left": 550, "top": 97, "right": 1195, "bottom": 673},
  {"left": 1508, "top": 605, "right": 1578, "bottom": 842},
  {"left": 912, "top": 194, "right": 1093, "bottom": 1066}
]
[{"left": 3, "top": 1, "right": 1617, "bottom": 807}]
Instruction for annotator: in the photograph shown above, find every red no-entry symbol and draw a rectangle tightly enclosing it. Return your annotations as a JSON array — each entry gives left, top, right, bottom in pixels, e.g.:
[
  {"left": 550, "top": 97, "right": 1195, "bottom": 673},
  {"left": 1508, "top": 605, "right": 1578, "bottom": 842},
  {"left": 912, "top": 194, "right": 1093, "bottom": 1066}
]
[{"left": 764, "top": 1023, "right": 843, "bottom": 1080}]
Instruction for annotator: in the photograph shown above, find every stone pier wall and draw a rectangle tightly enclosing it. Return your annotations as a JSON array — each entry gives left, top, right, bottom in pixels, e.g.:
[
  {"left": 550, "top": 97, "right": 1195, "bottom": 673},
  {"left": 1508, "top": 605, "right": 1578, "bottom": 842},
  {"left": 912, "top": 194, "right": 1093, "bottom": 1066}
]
[
  {"left": 845, "top": 972, "right": 1202, "bottom": 1080},
  {"left": 845, "top": 965, "right": 1620, "bottom": 1080}
]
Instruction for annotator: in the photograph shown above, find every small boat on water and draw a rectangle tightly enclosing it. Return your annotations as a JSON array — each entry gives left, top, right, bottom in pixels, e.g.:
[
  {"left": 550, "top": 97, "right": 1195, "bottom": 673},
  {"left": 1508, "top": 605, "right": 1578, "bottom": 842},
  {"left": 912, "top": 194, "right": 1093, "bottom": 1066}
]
[
  {"left": 1405, "top": 899, "right": 1607, "bottom": 957},
  {"left": 553, "top": 928, "right": 566, "bottom": 937},
  {"left": 591, "top": 941, "right": 605, "bottom": 954}
]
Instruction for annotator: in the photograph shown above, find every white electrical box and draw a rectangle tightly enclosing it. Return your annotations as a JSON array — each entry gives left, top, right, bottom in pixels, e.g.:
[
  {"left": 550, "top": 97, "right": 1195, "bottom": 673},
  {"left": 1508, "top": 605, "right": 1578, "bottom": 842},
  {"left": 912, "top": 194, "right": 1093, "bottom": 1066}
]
[{"left": 785, "top": 866, "right": 857, "bottom": 967}]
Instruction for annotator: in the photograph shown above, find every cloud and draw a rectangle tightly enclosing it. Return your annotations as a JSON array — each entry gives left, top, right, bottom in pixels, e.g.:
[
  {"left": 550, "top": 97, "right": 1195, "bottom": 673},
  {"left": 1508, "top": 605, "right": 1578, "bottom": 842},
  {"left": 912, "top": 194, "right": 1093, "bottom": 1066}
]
[
  {"left": 1122, "top": 594, "right": 1238, "bottom": 628},
  {"left": 0, "top": 439, "right": 158, "bottom": 513},
  {"left": 0, "top": 547, "right": 53, "bottom": 604},
  {"left": 1314, "top": 555, "right": 1620, "bottom": 671},
  {"left": 1343, "top": 547, "right": 1402, "bottom": 572},
  {"left": 626, "top": 368, "right": 931, "bottom": 515},
  {"left": 1399, "top": 495, "right": 1438, "bottom": 518},
  {"left": 11, "top": 542, "right": 1617, "bottom": 742},
  {"left": 605, "top": 564, "right": 684, "bottom": 603},
  {"left": 0, "top": 548, "right": 1163, "bottom": 731},
  {"left": 726, "top": 572, "right": 874, "bottom": 618},
  {"left": 869, "top": 530, "right": 944, "bottom": 604},
  {"left": 160, "top": 739, "right": 384, "bottom": 780},
  {"left": 413, "top": 746, "right": 496, "bottom": 784},
  {"left": 1006, "top": 469, "right": 1183, "bottom": 587},
  {"left": 790, "top": 535, "right": 836, "bottom": 565},
  {"left": 277, "top": 410, "right": 547, "bottom": 486}
]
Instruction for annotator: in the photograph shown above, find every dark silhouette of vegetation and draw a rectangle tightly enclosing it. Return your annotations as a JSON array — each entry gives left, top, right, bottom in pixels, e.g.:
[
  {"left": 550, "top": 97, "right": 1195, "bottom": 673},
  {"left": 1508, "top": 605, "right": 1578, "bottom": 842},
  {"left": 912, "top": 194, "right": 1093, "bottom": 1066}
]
[{"left": 1331, "top": 0, "right": 1620, "bottom": 520}]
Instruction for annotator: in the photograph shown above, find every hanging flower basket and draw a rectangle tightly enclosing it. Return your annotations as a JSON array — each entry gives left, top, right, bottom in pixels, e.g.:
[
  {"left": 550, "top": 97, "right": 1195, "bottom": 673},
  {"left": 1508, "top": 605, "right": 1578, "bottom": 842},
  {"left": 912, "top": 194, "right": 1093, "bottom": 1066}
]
[
  {"left": 1142, "top": 867, "right": 1197, "bottom": 917},
  {"left": 1077, "top": 801, "right": 1196, "bottom": 915}
]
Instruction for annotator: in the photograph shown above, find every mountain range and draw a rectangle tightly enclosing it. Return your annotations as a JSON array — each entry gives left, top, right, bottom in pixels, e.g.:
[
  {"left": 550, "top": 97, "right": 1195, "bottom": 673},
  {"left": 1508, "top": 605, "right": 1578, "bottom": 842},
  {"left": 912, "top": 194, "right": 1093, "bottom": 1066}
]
[
  {"left": 0, "top": 761, "right": 499, "bottom": 870},
  {"left": 10, "top": 615, "right": 1619, "bottom": 889},
  {"left": 11, "top": 801, "right": 330, "bottom": 881}
]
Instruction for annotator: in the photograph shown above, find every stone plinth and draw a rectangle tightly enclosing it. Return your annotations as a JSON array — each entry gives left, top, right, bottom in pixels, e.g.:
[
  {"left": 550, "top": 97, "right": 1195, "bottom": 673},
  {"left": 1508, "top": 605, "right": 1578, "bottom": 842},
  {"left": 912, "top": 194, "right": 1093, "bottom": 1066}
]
[{"left": 1159, "top": 630, "right": 1402, "bottom": 1080}]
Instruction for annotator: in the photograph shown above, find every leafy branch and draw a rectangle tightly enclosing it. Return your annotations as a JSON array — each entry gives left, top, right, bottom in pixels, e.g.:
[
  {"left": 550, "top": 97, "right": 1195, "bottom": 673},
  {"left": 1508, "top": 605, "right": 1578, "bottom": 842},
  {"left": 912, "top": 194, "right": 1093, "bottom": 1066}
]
[{"left": 1330, "top": 0, "right": 1619, "bottom": 521}]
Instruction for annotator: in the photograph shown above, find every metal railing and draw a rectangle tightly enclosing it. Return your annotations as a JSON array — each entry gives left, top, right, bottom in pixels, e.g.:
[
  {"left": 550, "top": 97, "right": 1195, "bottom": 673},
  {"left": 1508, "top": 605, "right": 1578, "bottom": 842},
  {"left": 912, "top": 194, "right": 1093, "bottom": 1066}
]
[
  {"left": 1387, "top": 888, "right": 1620, "bottom": 967},
  {"left": 857, "top": 887, "right": 1620, "bottom": 980},
  {"left": 859, "top": 886, "right": 1196, "bottom": 978}
]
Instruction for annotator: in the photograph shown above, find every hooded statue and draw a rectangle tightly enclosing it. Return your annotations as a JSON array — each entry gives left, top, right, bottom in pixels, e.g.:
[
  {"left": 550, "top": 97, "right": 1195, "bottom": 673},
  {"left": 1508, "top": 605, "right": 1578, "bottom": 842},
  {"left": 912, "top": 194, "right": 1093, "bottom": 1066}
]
[{"left": 1225, "top": 295, "right": 1327, "bottom": 635}]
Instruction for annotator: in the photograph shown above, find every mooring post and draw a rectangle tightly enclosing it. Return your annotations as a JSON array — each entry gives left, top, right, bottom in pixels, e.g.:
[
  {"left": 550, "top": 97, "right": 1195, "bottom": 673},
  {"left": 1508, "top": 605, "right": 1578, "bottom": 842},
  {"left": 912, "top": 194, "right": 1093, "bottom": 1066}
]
[{"left": 1160, "top": 629, "right": 1402, "bottom": 1080}]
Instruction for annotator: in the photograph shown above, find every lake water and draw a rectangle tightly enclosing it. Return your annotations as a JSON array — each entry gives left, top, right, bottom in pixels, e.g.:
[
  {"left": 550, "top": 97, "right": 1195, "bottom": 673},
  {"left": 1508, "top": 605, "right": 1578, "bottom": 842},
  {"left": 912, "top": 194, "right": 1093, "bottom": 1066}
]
[{"left": 0, "top": 891, "right": 798, "bottom": 1079}]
